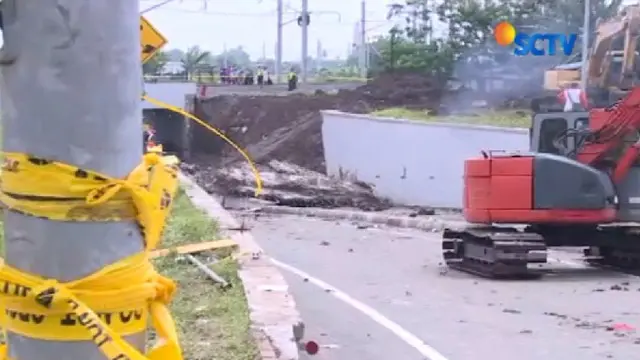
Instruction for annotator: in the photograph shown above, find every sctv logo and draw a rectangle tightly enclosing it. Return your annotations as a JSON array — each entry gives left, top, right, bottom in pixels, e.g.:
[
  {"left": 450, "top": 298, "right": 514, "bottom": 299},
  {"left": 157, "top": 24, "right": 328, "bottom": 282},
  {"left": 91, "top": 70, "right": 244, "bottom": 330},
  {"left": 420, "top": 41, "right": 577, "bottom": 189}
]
[{"left": 494, "top": 21, "right": 578, "bottom": 56}]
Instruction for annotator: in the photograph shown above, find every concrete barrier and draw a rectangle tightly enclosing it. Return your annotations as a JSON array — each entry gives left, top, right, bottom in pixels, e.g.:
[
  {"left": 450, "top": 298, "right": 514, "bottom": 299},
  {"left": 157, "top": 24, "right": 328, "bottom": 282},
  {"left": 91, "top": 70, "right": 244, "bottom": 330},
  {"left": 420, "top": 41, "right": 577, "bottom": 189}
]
[
  {"left": 142, "top": 82, "right": 197, "bottom": 109},
  {"left": 321, "top": 110, "right": 530, "bottom": 209},
  {"left": 195, "top": 82, "right": 363, "bottom": 98}
]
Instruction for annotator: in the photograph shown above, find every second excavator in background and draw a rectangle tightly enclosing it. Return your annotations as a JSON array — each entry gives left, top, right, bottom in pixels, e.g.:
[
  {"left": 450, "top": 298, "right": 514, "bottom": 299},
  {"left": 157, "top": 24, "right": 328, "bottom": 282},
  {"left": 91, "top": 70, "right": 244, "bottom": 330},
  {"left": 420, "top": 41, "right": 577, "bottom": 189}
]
[{"left": 533, "top": 3, "right": 640, "bottom": 111}]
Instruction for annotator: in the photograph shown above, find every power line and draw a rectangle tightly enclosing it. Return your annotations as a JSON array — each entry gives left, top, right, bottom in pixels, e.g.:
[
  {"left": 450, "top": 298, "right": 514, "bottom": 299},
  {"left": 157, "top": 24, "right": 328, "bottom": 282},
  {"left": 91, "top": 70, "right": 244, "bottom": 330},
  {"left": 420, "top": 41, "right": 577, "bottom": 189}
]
[
  {"left": 140, "top": 0, "right": 272, "bottom": 3},
  {"left": 150, "top": 7, "right": 278, "bottom": 16},
  {"left": 140, "top": 0, "right": 180, "bottom": 14},
  {"left": 155, "top": 6, "right": 388, "bottom": 24}
]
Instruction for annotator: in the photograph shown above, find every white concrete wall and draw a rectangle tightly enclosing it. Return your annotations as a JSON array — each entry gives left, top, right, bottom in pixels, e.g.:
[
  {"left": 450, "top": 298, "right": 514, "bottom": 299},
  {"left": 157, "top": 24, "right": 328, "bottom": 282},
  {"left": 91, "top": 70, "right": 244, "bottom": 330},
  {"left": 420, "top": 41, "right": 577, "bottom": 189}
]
[
  {"left": 321, "top": 110, "right": 530, "bottom": 209},
  {"left": 142, "top": 82, "right": 196, "bottom": 109}
]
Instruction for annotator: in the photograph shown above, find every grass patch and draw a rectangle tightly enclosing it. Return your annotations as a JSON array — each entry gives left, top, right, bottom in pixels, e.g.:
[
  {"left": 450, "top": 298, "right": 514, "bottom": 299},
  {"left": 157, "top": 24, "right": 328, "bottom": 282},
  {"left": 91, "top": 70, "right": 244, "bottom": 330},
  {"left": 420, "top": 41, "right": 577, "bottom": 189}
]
[
  {"left": 154, "top": 188, "right": 259, "bottom": 360},
  {"left": 371, "top": 107, "right": 531, "bottom": 128},
  {"left": 162, "top": 188, "right": 220, "bottom": 249}
]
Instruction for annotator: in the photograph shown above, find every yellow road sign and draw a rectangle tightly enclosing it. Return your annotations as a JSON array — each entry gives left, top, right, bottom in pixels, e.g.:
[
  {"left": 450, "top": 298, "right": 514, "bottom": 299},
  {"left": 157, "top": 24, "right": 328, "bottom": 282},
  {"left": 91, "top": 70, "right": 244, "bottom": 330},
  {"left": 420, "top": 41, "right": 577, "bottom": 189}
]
[{"left": 140, "top": 16, "right": 167, "bottom": 64}]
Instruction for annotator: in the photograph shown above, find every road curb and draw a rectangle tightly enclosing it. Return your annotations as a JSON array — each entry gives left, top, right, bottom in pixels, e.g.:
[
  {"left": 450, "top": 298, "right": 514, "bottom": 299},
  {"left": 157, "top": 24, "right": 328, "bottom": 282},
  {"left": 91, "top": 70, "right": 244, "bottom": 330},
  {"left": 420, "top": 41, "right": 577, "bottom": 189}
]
[
  {"left": 254, "top": 205, "right": 466, "bottom": 231},
  {"left": 179, "top": 174, "right": 303, "bottom": 360}
]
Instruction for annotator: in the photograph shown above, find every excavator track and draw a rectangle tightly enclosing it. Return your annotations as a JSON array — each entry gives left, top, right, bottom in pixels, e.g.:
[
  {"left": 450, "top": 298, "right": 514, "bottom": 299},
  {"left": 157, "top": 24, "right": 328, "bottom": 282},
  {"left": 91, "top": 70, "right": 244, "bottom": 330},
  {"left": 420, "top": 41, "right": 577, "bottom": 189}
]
[
  {"left": 584, "top": 244, "right": 640, "bottom": 275},
  {"left": 442, "top": 227, "right": 548, "bottom": 279}
]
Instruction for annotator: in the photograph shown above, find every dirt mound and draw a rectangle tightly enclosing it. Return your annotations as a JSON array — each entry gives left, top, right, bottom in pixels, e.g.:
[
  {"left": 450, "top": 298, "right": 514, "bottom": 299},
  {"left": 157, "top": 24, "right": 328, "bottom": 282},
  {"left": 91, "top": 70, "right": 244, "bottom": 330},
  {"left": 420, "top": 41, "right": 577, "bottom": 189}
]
[
  {"left": 355, "top": 72, "right": 447, "bottom": 109},
  {"left": 181, "top": 160, "right": 392, "bottom": 211},
  {"left": 192, "top": 73, "right": 445, "bottom": 172}
]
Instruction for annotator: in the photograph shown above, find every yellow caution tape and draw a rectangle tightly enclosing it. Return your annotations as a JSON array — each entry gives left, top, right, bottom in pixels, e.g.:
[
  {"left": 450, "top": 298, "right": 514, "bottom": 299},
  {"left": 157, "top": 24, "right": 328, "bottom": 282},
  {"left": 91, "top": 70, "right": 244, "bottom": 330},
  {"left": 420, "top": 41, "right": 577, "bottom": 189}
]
[
  {"left": 0, "top": 152, "right": 183, "bottom": 360},
  {"left": 0, "top": 153, "right": 178, "bottom": 250},
  {"left": 142, "top": 94, "right": 263, "bottom": 196}
]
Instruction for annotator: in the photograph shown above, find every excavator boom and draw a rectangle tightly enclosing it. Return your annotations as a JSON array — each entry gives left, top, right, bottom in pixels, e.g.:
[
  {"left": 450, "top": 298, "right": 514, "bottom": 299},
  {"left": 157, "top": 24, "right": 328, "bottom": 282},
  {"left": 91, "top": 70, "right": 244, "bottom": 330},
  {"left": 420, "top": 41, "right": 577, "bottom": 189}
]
[
  {"left": 585, "top": 5, "right": 640, "bottom": 95},
  {"left": 573, "top": 87, "right": 640, "bottom": 181},
  {"left": 620, "top": 9, "right": 640, "bottom": 86}
]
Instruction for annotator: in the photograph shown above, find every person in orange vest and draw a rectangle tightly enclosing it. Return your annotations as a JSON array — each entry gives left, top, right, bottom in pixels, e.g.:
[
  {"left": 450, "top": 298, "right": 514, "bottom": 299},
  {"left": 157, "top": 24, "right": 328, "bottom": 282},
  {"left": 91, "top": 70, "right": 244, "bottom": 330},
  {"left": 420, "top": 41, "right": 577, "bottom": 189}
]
[
  {"left": 557, "top": 82, "right": 589, "bottom": 112},
  {"left": 143, "top": 123, "right": 155, "bottom": 153}
]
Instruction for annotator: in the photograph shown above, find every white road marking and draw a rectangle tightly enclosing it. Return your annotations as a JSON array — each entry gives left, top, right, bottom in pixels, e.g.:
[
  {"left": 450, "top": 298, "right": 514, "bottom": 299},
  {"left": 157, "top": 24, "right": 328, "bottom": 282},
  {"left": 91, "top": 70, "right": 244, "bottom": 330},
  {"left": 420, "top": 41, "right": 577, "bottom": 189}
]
[{"left": 270, "top": 257, "right": 451, "bottom": 360}]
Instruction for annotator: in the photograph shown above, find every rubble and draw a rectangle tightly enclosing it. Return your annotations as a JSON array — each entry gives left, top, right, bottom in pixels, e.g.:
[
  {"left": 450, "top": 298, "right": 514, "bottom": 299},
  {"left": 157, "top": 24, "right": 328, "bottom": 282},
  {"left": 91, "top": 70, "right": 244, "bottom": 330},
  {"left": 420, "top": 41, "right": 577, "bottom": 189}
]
[{"left": 181, "top": 161, "right": 393, "bottom": 211}]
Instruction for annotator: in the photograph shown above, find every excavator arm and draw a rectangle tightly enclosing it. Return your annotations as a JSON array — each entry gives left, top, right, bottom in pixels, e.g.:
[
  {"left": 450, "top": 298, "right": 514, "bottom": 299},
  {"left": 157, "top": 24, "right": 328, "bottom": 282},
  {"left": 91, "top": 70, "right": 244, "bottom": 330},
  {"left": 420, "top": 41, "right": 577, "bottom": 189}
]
[
  {"left": 620, "top": 7, "right": 640, "bottom": 88},
  {"left": 587, "top": 5, "right": 640, "bottom": 89},
  {"left": 588, "top": 17, "right": 627, "bottom": 85},
  {"left": 574, "top": 87, "right": 640, "bottom": 182}
]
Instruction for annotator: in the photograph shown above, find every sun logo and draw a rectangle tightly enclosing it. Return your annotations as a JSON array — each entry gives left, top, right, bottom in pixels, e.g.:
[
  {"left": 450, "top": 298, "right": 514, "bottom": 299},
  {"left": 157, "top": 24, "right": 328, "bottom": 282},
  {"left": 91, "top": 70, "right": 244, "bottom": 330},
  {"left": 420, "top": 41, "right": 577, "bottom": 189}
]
[{"left": 494, "top": 21, "right": 517, "bottom": 46}]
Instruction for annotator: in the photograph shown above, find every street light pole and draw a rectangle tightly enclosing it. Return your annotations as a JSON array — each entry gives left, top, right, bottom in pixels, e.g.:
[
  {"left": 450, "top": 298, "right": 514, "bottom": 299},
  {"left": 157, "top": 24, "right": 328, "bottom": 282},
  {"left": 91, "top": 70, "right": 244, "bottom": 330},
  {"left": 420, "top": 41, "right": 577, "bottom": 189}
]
[
  {"left": 359, "top": 0, "right": 367, "bottom": 79},
  {"left": 301, "top": 0, "right": 308, "bottom": 84},
  {"left": 580, "top": 0, "right": 590, "bottom": 89},
  {"left": 276, "top": 0, "right": 283, "bottom": 83},
  {"left": 223, "top": 42, "right": 228, "bottom": 68},
  {"left": 1, "top": 1, "right": 145, "bottom": 359}
]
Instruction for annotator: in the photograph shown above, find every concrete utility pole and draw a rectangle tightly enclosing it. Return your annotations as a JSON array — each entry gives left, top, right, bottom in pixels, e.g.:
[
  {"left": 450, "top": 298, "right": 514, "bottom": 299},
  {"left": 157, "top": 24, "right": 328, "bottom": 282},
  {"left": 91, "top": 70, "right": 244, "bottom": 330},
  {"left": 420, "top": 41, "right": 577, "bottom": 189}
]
[
  {"left": 223, "top": 42, "right": 228, "bottom": 68},
  {"left": 276, "top": 0, "right": 283, "bottom": 83},
  {"left": 359, "top": 0, "right": 367, "bottom": 79},
  {"left": 2, "top": 1, "right": 145, "bottom": 359},
  {"left": 301, "top": 0, "right": 309, "bottom": 84},
  {"left": 316, "top": 39, "right": 322, "bottom": 70},
  {"left": 580, "top": 0, "right": 590, "bottom": 89}
]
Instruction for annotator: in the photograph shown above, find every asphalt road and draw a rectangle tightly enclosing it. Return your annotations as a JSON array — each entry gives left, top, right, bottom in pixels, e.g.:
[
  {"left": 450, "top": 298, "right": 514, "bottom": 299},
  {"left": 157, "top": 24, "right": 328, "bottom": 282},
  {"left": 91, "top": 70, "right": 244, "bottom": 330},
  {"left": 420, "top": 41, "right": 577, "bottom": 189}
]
[{"left": 237, "top": 212, "right": 640, "bottom": 360}]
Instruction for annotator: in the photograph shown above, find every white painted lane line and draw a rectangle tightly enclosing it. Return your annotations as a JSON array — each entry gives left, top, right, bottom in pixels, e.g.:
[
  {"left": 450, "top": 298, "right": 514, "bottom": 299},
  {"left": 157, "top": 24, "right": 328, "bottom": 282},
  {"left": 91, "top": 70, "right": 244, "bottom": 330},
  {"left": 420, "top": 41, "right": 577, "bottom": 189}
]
[{"left": 270, "top": 257, "right": 451, "bottom": 360}]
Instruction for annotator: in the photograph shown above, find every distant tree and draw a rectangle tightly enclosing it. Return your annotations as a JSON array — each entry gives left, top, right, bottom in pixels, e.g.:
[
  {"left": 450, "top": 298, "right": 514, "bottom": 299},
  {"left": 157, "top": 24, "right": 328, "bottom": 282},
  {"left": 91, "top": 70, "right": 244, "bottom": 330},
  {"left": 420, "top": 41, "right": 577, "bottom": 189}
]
[
  {"left": 181, "top": 46, "right": 212, "bottom": 78},
  {"left": 387, "top": 0, "right": 434, "bottom": 43},
  {"left": 165, "top": 48, "right": 185, "bottom": 62},
  {"left": 214, "top": 46, "right": 251, "bottom": 68},
  {"left": 519, "top": 0, "right": 623, "bottom": 36},
  {"left": 142, "top": 50, "right": 168, "bottom": 75}
]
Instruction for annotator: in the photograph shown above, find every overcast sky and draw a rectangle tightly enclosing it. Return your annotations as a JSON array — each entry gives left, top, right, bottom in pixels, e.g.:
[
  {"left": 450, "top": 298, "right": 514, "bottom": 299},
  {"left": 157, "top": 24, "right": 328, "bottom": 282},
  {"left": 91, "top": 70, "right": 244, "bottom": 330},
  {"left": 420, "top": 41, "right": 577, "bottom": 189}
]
[{"left": 141, "top": 0, "right": 396, "bottom": 61}]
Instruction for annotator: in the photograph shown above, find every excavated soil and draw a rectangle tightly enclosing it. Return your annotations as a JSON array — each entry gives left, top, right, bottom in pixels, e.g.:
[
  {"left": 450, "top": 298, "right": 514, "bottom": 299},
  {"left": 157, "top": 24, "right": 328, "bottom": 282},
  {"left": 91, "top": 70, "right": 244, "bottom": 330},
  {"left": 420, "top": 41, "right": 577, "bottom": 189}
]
[
  {"left": 191, "top": 72, "right": 448, "bottom": 173},
  {"left": 185, "top": 72, "right": 469, "bottom": 210}
]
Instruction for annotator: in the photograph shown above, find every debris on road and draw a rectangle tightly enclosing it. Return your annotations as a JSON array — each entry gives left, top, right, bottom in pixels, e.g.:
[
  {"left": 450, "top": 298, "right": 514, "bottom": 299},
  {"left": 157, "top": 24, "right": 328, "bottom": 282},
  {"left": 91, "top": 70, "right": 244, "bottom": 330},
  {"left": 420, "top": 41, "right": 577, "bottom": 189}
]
[
  {"left": 503, "top": 308, "right": 522, "bottom": 314},
  {"left": 608, "top": 323, "right": 635, "bottom": 332},
  {"left": 182, "top": 160, "right": 393, "bottom": 211}
]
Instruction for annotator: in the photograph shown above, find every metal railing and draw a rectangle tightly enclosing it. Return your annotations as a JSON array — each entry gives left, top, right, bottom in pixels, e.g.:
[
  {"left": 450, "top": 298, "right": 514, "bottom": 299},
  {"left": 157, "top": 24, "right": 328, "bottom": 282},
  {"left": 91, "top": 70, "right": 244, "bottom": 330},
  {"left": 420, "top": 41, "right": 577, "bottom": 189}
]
[{"left": 142, "top": 73, "right": 370, "bottom": 84}]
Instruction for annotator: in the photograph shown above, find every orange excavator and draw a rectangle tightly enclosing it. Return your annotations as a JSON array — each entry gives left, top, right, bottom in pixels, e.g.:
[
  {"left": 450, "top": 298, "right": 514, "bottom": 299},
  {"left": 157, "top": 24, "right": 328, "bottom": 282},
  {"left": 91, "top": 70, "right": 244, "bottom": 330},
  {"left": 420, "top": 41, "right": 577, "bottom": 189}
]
[{"left": 442, "top": 88, "right": 640, "bottom": 278}]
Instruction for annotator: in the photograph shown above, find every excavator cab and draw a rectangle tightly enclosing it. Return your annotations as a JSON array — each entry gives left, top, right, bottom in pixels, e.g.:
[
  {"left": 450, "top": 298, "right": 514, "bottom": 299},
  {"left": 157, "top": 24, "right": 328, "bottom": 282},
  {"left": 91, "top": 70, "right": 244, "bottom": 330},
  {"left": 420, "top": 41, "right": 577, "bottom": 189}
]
[
  {"left": 530, "top": 110, "right": 640, "bottom": 223},
  {"left": 529, "top": 111, "right": 640, "bottom": 222},
  {"left": 529, "top": 112, "right": 589, "bottom": 155}
]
